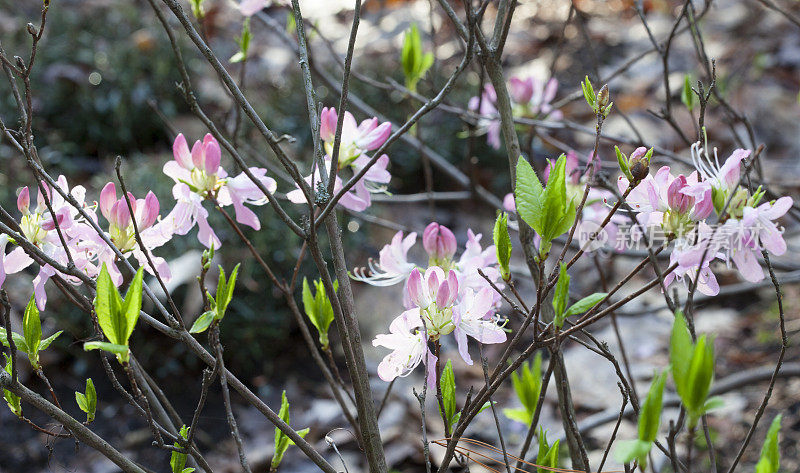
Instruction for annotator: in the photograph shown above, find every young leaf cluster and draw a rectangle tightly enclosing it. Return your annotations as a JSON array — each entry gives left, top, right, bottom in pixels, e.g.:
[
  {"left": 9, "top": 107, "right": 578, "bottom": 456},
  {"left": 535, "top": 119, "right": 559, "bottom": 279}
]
[
  {"left": 401, "top": 24, "right": 434, "bottom": 93},
  {"left": 614, "top": 370, "right": 667, "bottom": 469},
  {"left": 670, "top": 310, "right": 719, "bottom": 428},
  {"left": 0, "top": 295, "right": 62, "bottom": 370},
  {"left": 170, "top": 425, "right": 196, "bottom": 473},
  {"left": 75, "top": 378, "right": 97, "bottom": 423},
  {"left": 84, "top": 264, "right": 144, "bottom": 364},
  {"left": 503, "top": 352, "right": 543, "bottom": 425},
  {"left": 190, "top": 264, "right": 240, "bottom": 334},
  {"left": 536, "top": 427, "right": 559, "bottom": 473},
  {"left": 230, "top": 18, "right": 252, "bottom": 63},
  {"left": 271, "top": 391, "right": 310, "bottom": 471},
  {"left": 581, "top": 76, "right": 613, "bottom": 117},
  {"left": 302, "top": 278, "right": 337, "bottom": 350},
  {"left": 515, "top": 154, "right": 577, "bottom": 257}
]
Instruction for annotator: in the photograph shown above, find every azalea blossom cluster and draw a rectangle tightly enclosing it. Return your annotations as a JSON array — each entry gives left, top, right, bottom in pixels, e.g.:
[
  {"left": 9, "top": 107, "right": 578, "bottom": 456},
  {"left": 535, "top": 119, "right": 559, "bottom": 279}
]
[
  {"left": 469, "top": 75, "right": 563, "bottom": 149},
  {"left": 355, "top": 223, "right": 507, "bottom": 385},
  {"left": 619, "top": 142, "right": 793, "bottom": 295},
  {"left": 0, "top": 133, "right": 278, "bottom": 309},
  {"left": 288, "top": 107, "right": 392, "bottom": 212}
]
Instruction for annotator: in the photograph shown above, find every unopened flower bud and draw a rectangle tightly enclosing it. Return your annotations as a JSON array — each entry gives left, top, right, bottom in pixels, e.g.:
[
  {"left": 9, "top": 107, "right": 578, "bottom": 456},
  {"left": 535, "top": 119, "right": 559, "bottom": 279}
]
[
  {"left": 596, "top": 85, "right": 610, "bottom": 109},
  {"left": 629, "top": 147, "right": 652, "bottom": 182},
  {"left": 26, "top": 23, "right": 38, "bottom": 36},
  {"left": 423, "top": 222, "right": 457, "bottom": 263}
]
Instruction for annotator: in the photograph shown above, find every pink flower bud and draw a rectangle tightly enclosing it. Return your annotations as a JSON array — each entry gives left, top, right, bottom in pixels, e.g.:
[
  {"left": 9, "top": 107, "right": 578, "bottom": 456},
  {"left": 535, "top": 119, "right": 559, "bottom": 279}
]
[
  {"left": 436, "top": 270, "right": 459, "bottom": 308},
  {"left": 110, "top": 200, "right": 131, "bottom": 229},
  {"left": 202, "top": 134, "right": 221, "bottom": 175},
  {"left": 355, "top": 120, "right": 391, "bottom": 150},
  {"left": 320, "top": 107, "right": 338, "bottom": 143},
  {"left": 407, "top": 268, "right": 425, "bottom": 307},
  {"left": 509, "top": 77, "right": 534, "bottom": 104},
  {"left": 423, "top": 222, "right": 457, "bottom": 261},
  {"left": 667, "top": 175, "right": 692, "bottom": 214},
  {"left": 140, "top": 191, "right": 160, "bottom": 229},
  {"left": 99, "top": 182, "right": 117, "bottom": 219},
  {"left": 173, "top": 133, "right": 193, "bottom": 169},
  {"left": 191, "top": 139, "right": 205, "bottom": 170},
  {"left": 17, "top": 187, "right": 30, "bottom": 213}
]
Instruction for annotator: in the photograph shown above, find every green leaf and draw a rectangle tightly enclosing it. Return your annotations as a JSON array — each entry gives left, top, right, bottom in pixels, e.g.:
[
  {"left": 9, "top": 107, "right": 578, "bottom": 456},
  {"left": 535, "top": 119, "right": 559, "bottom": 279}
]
[
  {"left": 0, "top": 327, "right": 29, "bottom": 354},
  {"left": 564, "top": 293, "right": 607, "bottom": 317},
  {"left": 95, "top": 263, "right": 124, "bottom": 345},
  {"left": 685, "top": 335, "right": 715, "bottom": 423},
  {"left": 75, "top": 378, "right": 96, "bottom": 422},
  {"left": 755, "top": 414, "right": 782, "bottom": 473},
  {"left": 493, "top": 212, "right": 512, "bottom": 280},
  {"left": 85, "top": 378, "right": 96, "bottom": 421},
  {"left": 303, "top": 279, "right": 335, "bottom": 349},
  {"left": 507, "top": 352, "right": 542, "bottom": 425},
  {"left": 189, "top": 311, "right": 216, "bottom": 334},
  {"left": 502, "top": 407, "right": 531, "bottom": 425},
  {"left": 75, "top": 392, "right": 88, "bottom": 413},
  {"left": 614, "top": 439, "right": 652, "bottom": 465},
  {"left": 515, "top": 156, "right": 544, "bottom": 235},
  {"left": 272, "top": 391, "right": 308, "bottom": 470},
  {"left": 682, "top": 74, "right": 695, "bottom": 110},
  {"left": 287, "top": 427, "right": 309, "bottom": 446},
  {"left": 552, "top": 263, "right": 570, "bottom": 328},
  {"left": 638, "top": 370, "right": 667, "bottom": 442},
  {"left": 440, "top": 360, "right": 456, "bottom": 429},
  {"left": 581, "top": 76, "right": 596, "bottom": 111},
  {"left": 615, "top": 146, "right": 633, "bottom": 180},
  {"left": 541, "top": 154, "right": 568, "bottom": 242},
  {"left": 536, "top": 427, "right": 559, "bottom": 473},
  {"left": 171, "top": 425, "right": 190, "bottom": 473},
  {"left": 550, "top": 198, "right": 577, "bottom": 239},
  {"left": 39, "top": 330, "right": 62, "bottom": 351},
  {"left": 3, "top": 356, "right": 21, "bottom": 417},
  {"left": 121, "top": 267, "right": 144, "bottom": 343},
  {"left": 22, "top": 294, "right": 42, "bottom": 366},
  {"left": 670, "top": 310, "right": 693, "bottom": 402},
  {"left": 215, "top": 264, "right": 239, "bottom": 320},
  {"left": 83, "top": 341, "right": 130, "bottom": 363}
]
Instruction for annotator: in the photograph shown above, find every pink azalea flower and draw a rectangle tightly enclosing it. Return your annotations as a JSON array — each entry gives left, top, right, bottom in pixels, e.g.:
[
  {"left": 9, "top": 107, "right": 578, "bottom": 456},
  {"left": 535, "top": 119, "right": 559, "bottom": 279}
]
[
  {"left": 691, "top": 142, "right": 749, "bottom": 194},
  {"left": 469, "top": 77, "right": 562, "bottom": 149},
  {"left": 372, "top": 309, "right": 436, "bottom": 386},
  {"left": 159, "top": 183, "right": 221, "bottom": 249},
  {"left": 716, "top": 196, "right": 793, "bottom": 283},
  {"left": 163, "top": 133, "right": 277, "bottom": 244},
  {"left": 663, "top": 225, "right": 722, "bottom": 296},
  {"left": 351, "top": 231, "right": 417, "bottom": 286},
  {"left": 453, "top": 287, "right": 506, "bottom": 365},
  {"left": 319, "top": 107, "right": 392, "bottom": 163},
  {"left": 288, "top": 108, "right": 392, "bottom": 212}
]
